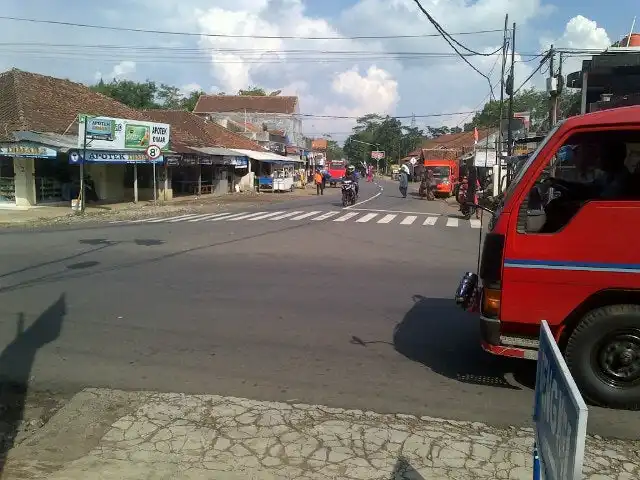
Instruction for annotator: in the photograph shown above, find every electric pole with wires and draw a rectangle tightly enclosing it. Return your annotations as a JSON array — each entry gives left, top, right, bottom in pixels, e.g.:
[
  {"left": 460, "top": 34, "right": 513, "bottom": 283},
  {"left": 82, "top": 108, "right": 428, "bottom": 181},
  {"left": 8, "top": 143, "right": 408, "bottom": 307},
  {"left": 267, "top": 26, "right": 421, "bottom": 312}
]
[
  {"left": 497, "top": 14, "right": 508, "bottom": 194},
  {"left": 506, "top": 22, "right": 516, "bottom": 156}
]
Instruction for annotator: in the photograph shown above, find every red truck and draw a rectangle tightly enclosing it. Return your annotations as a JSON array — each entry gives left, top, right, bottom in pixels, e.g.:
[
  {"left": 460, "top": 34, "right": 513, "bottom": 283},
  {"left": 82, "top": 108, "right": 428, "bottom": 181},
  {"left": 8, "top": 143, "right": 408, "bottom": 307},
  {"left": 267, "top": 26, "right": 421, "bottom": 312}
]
[
  {"left": 424, "top": 159, "right": 459, "bottom": 197},
  {"left": 456, "top": 106, "right": 640, "bottom": 408},
  {"left": 327, "top": 159, "right": 346, "bottom": 187}
]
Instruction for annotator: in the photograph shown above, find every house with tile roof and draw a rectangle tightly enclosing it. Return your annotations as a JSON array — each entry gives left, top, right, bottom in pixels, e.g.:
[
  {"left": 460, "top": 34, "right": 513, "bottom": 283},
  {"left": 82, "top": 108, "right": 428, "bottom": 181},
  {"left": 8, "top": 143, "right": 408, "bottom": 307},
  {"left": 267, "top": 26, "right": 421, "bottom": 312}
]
[
  {"left": 0, "top": 68, "right": 306, "bottom": 206},
  {"left": 0, "top": 68, "right": 169, "bottom": 207},
  {"left": 193, "top": 94, "right": 307, "bottom": 154}
]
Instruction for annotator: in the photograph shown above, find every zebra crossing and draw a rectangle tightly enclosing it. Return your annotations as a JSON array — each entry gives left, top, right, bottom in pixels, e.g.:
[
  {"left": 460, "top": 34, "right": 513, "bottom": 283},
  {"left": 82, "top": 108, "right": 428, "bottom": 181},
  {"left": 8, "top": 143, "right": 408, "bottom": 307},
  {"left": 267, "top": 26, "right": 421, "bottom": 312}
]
[{"left": 110, "top": 209, "right": 484, "bottom": 229}]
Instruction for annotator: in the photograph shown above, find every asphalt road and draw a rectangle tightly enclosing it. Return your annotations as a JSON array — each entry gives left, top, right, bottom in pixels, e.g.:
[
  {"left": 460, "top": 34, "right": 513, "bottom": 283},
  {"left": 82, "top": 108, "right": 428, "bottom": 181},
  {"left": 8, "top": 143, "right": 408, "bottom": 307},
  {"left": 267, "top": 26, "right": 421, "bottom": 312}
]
[{"left": 0, "top": 178, "right": 638, "bottom": 439}]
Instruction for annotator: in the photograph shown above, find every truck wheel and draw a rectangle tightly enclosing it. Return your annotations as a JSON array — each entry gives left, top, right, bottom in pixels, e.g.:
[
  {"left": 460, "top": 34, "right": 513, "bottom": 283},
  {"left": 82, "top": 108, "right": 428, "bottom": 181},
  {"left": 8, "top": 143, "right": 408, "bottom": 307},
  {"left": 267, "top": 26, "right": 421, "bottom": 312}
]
[{"left": 565, "top": 304, "right": 640, "bottom": 409}]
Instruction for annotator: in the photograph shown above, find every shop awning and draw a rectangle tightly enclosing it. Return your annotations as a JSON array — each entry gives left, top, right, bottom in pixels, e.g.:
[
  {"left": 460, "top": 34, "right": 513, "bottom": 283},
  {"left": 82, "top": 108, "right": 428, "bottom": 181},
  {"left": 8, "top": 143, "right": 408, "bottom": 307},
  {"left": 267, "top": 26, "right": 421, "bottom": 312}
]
[
  {"left": 189, "top": 146, "right": 248, "bottom": 157},
  {"left": 12, "top": 131, "right": 78, "bottom": 152},
  {"left": 231, "top": 149, "right": 304, "bottom": 163}
]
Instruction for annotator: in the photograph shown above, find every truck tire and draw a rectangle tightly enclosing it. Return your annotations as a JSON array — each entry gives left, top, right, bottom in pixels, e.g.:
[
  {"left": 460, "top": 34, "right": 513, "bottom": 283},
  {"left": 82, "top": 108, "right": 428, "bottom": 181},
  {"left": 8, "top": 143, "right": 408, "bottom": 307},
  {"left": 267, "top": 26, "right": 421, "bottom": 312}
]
[{"left": 565, "top": 304, "right": 640, "bottom": 409}]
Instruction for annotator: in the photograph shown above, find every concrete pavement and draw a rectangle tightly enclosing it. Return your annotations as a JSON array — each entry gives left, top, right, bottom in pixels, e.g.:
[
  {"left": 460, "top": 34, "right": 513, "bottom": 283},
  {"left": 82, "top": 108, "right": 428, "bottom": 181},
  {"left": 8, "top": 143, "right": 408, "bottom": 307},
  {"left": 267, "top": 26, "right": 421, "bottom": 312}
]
[{"left": 4, "top": 388, "right": 638, "bottom": 479}]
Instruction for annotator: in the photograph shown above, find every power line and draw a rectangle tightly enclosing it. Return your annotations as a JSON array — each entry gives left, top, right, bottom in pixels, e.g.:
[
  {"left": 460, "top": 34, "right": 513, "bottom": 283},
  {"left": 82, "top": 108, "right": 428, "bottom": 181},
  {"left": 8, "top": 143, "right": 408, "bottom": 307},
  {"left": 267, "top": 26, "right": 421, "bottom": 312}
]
[
  {"left": 513, "top": 51, "right": 551, "bottom": 95},
  {"left": 0, "top": 42, "right": 543, "bottom": 57},
  {"left": 0, "top": 15, "right": 505, "bottom": 40},
  {"left": 412, "top": 0, "right": 496, "bottom": 99}
]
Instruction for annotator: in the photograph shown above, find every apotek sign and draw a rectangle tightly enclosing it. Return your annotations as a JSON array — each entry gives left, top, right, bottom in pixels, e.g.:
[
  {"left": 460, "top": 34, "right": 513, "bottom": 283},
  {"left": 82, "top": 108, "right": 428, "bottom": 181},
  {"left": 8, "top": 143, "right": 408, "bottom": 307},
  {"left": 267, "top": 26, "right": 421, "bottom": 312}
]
[
  {"left": 68, "top": 150, "right": 163, "bottom": 164},
  {"left": 78, "top": 114, "right": 170, "bottom": 151},
  {"left": 533, "top": 321, "right": 588, "bottom": 480}
]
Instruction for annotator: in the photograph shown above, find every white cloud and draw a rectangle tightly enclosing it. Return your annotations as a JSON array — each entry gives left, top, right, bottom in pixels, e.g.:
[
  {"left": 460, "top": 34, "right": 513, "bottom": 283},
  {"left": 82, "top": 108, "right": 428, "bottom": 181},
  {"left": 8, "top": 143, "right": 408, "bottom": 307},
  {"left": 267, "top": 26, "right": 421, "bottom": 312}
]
[
  {"left": 94, "top": 61, "right": 137, "bottom": 82},
  {"left": 332, "top": 66, "right": 399, "bottom": 114},
  {"left": 0, "top": 0, "right": 615, "bottom": 143},
  {"left": 541, "top": 15, "right": 612, "bottom": 78},
  {"left": 180, "top": 83, "right": 203, "bottom": 95}
]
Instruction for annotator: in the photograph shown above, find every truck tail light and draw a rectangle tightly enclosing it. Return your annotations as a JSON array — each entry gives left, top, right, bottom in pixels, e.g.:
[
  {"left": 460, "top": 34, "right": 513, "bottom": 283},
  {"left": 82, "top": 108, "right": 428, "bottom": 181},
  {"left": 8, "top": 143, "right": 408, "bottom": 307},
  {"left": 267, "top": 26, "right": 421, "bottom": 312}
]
[{"left": 482, "top": 287, "right": 501, "bottom": 317}]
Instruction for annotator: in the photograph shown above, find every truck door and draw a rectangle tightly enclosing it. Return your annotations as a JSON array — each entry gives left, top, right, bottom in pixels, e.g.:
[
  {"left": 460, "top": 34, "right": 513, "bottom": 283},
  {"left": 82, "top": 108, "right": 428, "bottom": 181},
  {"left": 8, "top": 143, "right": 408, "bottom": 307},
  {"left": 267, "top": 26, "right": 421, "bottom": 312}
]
[{"left": 500, "top": 128, "right": 640, "bottom": 332}]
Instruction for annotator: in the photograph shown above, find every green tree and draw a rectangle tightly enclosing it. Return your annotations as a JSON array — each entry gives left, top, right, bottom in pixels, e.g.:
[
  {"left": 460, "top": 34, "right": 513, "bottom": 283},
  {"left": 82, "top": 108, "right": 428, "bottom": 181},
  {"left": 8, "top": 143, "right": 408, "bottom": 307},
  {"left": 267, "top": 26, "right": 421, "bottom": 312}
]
[
  {"left": 180, "top": 89, "right": 204, "bottom": 111},
  {"left": 463, "top": 88, "right": 581, "bottom": 132},
  {"left": 157, "top": 83, "right": 182, "bottom": 109},
  {"left": 91, "top": 79, "right": 159, "bottom": 109},
  {"left": 326, "top": 140, "right": 344, "bottom": 161},
  {"left": 238, "top": 86, "right": 270, "bottom": 96},
  {"left": 343, "top": 115, "right": 424, "bottom": 167}
]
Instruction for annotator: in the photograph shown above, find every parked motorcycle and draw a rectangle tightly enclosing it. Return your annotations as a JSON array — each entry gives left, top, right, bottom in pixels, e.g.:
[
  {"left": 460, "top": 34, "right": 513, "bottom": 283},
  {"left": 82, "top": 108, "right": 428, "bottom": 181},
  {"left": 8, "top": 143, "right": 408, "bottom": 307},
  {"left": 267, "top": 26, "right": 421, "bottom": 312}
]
[{"left": 341, "top": 180, "right": 357, "bottom": 206}]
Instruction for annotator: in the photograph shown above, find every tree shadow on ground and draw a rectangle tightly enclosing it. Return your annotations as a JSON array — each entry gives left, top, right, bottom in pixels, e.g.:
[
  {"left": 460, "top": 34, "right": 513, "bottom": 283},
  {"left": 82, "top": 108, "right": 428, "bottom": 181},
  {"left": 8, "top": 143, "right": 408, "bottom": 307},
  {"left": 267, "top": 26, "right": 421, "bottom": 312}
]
[
  {"left": 393, "top": 295, "right": 535, "bottom": 390},
  {"left": 0, "top": 295, "right": 66, "bottom": 477}
]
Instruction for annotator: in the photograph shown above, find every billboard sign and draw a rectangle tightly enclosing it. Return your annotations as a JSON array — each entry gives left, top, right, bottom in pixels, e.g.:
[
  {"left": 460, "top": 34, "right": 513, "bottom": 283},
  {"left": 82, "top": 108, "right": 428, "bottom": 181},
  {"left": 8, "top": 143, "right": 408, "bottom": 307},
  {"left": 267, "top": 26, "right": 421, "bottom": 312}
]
[
  {"left": 371, "top": 150, "right": 385, "bottom": 160},
  {"left": 533, "top": 321, "right": 588, "bottom": 480},
  {"left": 78, "top": 114, "right": 170, "bottom": 151}
]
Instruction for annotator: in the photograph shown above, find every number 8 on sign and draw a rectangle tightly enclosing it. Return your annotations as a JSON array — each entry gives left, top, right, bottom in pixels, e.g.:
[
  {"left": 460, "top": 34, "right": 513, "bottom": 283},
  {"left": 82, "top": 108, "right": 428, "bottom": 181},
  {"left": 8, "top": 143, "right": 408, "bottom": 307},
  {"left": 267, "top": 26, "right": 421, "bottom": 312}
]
[{"left": 146, "top": 144, "right": 161, "bottom": 160}]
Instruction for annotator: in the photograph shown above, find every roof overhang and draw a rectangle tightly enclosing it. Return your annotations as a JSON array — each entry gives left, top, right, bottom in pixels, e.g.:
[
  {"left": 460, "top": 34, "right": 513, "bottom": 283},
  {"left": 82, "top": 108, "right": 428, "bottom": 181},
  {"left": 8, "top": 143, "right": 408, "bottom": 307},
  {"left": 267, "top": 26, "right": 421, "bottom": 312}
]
[{"left": 230, "top": 148, "right": 304, "bottom": 163}]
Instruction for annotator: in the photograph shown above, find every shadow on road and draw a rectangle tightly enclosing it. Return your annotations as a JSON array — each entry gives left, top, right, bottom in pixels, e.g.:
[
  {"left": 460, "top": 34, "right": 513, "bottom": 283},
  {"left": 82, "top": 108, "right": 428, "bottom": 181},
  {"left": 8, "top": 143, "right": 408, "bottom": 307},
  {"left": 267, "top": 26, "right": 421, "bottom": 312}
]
[
  {"left": 393, "top": 295, "right": 535, "bottom": 390},
  {"left": 391, "top": 455, "right": 424, "bottom": 479},
  {"left": 0, "top": 239, "right": 165, "bottom": 294},
  {"left": 0, "top": 294, "right": 66, "bottom": 476}
]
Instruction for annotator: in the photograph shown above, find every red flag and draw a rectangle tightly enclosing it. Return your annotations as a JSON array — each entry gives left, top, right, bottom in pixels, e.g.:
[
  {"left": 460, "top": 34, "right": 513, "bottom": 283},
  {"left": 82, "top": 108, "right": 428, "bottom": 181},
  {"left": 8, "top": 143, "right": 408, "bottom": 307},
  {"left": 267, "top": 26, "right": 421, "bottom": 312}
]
[{"left": 473, "top": 127, "right": 479, "bottom": 145}]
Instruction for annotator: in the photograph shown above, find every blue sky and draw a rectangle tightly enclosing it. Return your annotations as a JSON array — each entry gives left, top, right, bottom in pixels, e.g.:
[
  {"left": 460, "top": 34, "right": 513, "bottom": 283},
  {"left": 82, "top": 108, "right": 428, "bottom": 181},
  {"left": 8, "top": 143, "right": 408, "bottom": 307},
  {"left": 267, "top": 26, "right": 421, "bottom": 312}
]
[{"left": 0, "top": 0, "right": 633, "bottom": 138}]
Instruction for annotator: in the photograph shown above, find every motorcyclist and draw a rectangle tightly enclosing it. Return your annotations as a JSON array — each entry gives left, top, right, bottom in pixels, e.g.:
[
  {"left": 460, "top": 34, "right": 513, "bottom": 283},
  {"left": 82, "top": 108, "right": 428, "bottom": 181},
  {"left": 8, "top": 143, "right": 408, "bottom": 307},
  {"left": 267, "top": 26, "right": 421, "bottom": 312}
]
[{"left": 344, "top": 164, "right": 359, "bottom": 197}]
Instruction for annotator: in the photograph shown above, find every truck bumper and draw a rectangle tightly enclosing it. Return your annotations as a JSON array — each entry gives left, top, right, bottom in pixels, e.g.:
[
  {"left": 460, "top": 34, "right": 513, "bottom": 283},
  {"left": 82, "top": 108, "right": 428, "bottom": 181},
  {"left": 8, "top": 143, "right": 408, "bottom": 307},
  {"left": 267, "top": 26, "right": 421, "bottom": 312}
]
[{"left": 480, "top": 315, "right": 538, "bottom": 360}]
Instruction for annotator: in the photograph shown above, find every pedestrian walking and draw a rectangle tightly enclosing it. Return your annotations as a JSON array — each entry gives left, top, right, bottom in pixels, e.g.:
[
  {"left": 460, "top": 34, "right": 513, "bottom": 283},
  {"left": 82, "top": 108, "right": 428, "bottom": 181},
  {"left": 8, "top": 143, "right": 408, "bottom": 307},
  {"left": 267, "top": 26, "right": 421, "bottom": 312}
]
[{"left": 314, "top": 170, "right": 324, "bottom": 195}]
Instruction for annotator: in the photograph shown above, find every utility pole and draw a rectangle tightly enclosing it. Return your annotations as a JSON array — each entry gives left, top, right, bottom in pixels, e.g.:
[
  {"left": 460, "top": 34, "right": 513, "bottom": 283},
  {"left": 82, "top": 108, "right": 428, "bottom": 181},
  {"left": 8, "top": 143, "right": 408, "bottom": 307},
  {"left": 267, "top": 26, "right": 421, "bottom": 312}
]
[
  {"left": 506, "top": 22, "right": 516, "bottom": 156},
  {"left": 548, "top": 45, "right": 556, "bottom": 129},
  {"left": 497, "top": 14, "right": 508, "bottom": 194}
]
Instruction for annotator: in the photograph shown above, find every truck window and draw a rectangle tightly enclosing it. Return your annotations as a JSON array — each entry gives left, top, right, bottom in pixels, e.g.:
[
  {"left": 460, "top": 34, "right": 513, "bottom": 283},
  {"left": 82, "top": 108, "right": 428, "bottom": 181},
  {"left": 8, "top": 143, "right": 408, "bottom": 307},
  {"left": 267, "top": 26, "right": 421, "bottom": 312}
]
[{"left": 520, "top": 130, "right": 640, "bottom": 234}]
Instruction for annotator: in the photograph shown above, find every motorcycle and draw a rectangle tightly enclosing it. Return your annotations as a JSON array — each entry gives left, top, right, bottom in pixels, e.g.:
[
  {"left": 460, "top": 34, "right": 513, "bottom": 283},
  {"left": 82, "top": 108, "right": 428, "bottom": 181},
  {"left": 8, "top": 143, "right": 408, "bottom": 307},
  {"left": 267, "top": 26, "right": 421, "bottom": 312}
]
[
  {"left": 457, "top": 179, "right": 478, "bottom": 220},
  {"left": 419, "top": 178, "right": 436, "bottom": 200},
  {"left": 341, "top": 180, "right": 357, "bottom": 206}
]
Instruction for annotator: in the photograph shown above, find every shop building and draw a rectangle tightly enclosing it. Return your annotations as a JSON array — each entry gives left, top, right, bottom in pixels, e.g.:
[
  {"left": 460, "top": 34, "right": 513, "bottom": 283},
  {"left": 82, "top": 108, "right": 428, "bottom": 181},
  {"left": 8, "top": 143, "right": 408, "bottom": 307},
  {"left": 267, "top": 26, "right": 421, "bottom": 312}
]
[
  {"left": 0, "top": 68, "right": 165, "bottom": 208},
  {"left": 144, "top": 110, "right": 272, "bottom": 196}
]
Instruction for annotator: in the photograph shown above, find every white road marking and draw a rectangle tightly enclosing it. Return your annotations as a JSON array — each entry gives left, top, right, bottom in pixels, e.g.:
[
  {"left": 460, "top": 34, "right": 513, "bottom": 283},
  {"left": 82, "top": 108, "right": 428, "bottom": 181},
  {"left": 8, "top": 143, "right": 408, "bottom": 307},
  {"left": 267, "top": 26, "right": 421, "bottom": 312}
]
[
  {"left": 333, "top": 212, "right": 360, "bottom": 222},
  {"left": 290, "top": 211, "right": 321, "bottom": 220},
  {"left": 470, "top": 218, "right": 482, "bottom": 229},
  {"left": 208, "top": 212, "right": 248, "bottom": 221},
  {"left": 356, "top": 213, "right": 378, "bottom": 223},
  {"left": 146, "top": 214, "right": 193, "bottom": 223},
  {"left": 348, "top": 208, "right": 441, "bottom": 215},
  {"left": 446, "top": 218, "right": 459, "bottom": 227},
  {"left": 227, "top": 212, "right": 266, "bottom": 221},
  {"left": 400, "top": 216, "right": 417, "bottom": 225},
  {"left": 269, "top": 211, "right": 303, "bottom": 220},
  {"left": 423, "top": 216, "right": 438, "bottom": 226},
  {"left": 247, "top": 211, "right": 284, "bottom": 221},
  {"left": 377, "top": 214, "right": 397, "bottom": 224},
  {"left": 186, "top": 213, "right": 227, "bottom": 222},
  {"left": 345, "top": 182, "right": 383, "bottom": 208},
  {"left": 312, "top": 211, "right": 340, "bottom": 221}
]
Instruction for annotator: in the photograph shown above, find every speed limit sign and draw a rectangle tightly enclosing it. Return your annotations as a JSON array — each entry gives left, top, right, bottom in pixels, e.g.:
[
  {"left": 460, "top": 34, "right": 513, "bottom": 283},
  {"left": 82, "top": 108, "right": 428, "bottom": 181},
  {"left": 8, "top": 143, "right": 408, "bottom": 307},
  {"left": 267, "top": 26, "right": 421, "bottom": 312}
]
[{"left": 145, "top": 144, "right": 162, "bottom": 160}]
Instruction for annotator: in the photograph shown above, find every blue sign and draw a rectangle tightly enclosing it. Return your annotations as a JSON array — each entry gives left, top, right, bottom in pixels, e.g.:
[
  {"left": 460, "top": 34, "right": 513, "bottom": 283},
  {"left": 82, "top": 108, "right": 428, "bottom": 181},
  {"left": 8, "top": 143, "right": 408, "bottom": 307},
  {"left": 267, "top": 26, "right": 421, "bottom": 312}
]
[
  {"left": 533, "top": 321, "right": 588, "bottom": 480},
  {"left": 68, "top": 150, "right": 163, "bottom": 164}
]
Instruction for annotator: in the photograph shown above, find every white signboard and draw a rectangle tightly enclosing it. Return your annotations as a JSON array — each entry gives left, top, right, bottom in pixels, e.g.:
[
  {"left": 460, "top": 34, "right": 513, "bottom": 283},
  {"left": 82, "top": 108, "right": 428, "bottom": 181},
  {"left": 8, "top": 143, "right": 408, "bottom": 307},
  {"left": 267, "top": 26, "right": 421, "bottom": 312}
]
[
  {"left": 474, "top": 149, "right": 497, "bottom": 168},
  {"left": 78, "top": 114, "right": 170, "bottom": 151},
  {"left": 371, "top": 150, "right": 385, "bottom": 160},
  {"left": 533, "top": 321, "right": 588, "bottom": 480}
]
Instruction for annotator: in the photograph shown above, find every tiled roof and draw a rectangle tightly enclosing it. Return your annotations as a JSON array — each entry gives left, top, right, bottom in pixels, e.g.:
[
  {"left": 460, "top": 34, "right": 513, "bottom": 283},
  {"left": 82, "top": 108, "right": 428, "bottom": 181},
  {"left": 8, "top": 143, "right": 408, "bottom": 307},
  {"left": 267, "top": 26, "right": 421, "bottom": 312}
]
[
  {"left": 0, "top": 68, "right": 151, "bottom": 141},
  {"left": 143, "top": 110, "right": 267, "bottom": 152},
  {"left": 420, "top": 128, "right": 495, "bottom": 151},
  {"left": 193, "top": 95, "right": 298, "bottom": 115}
]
